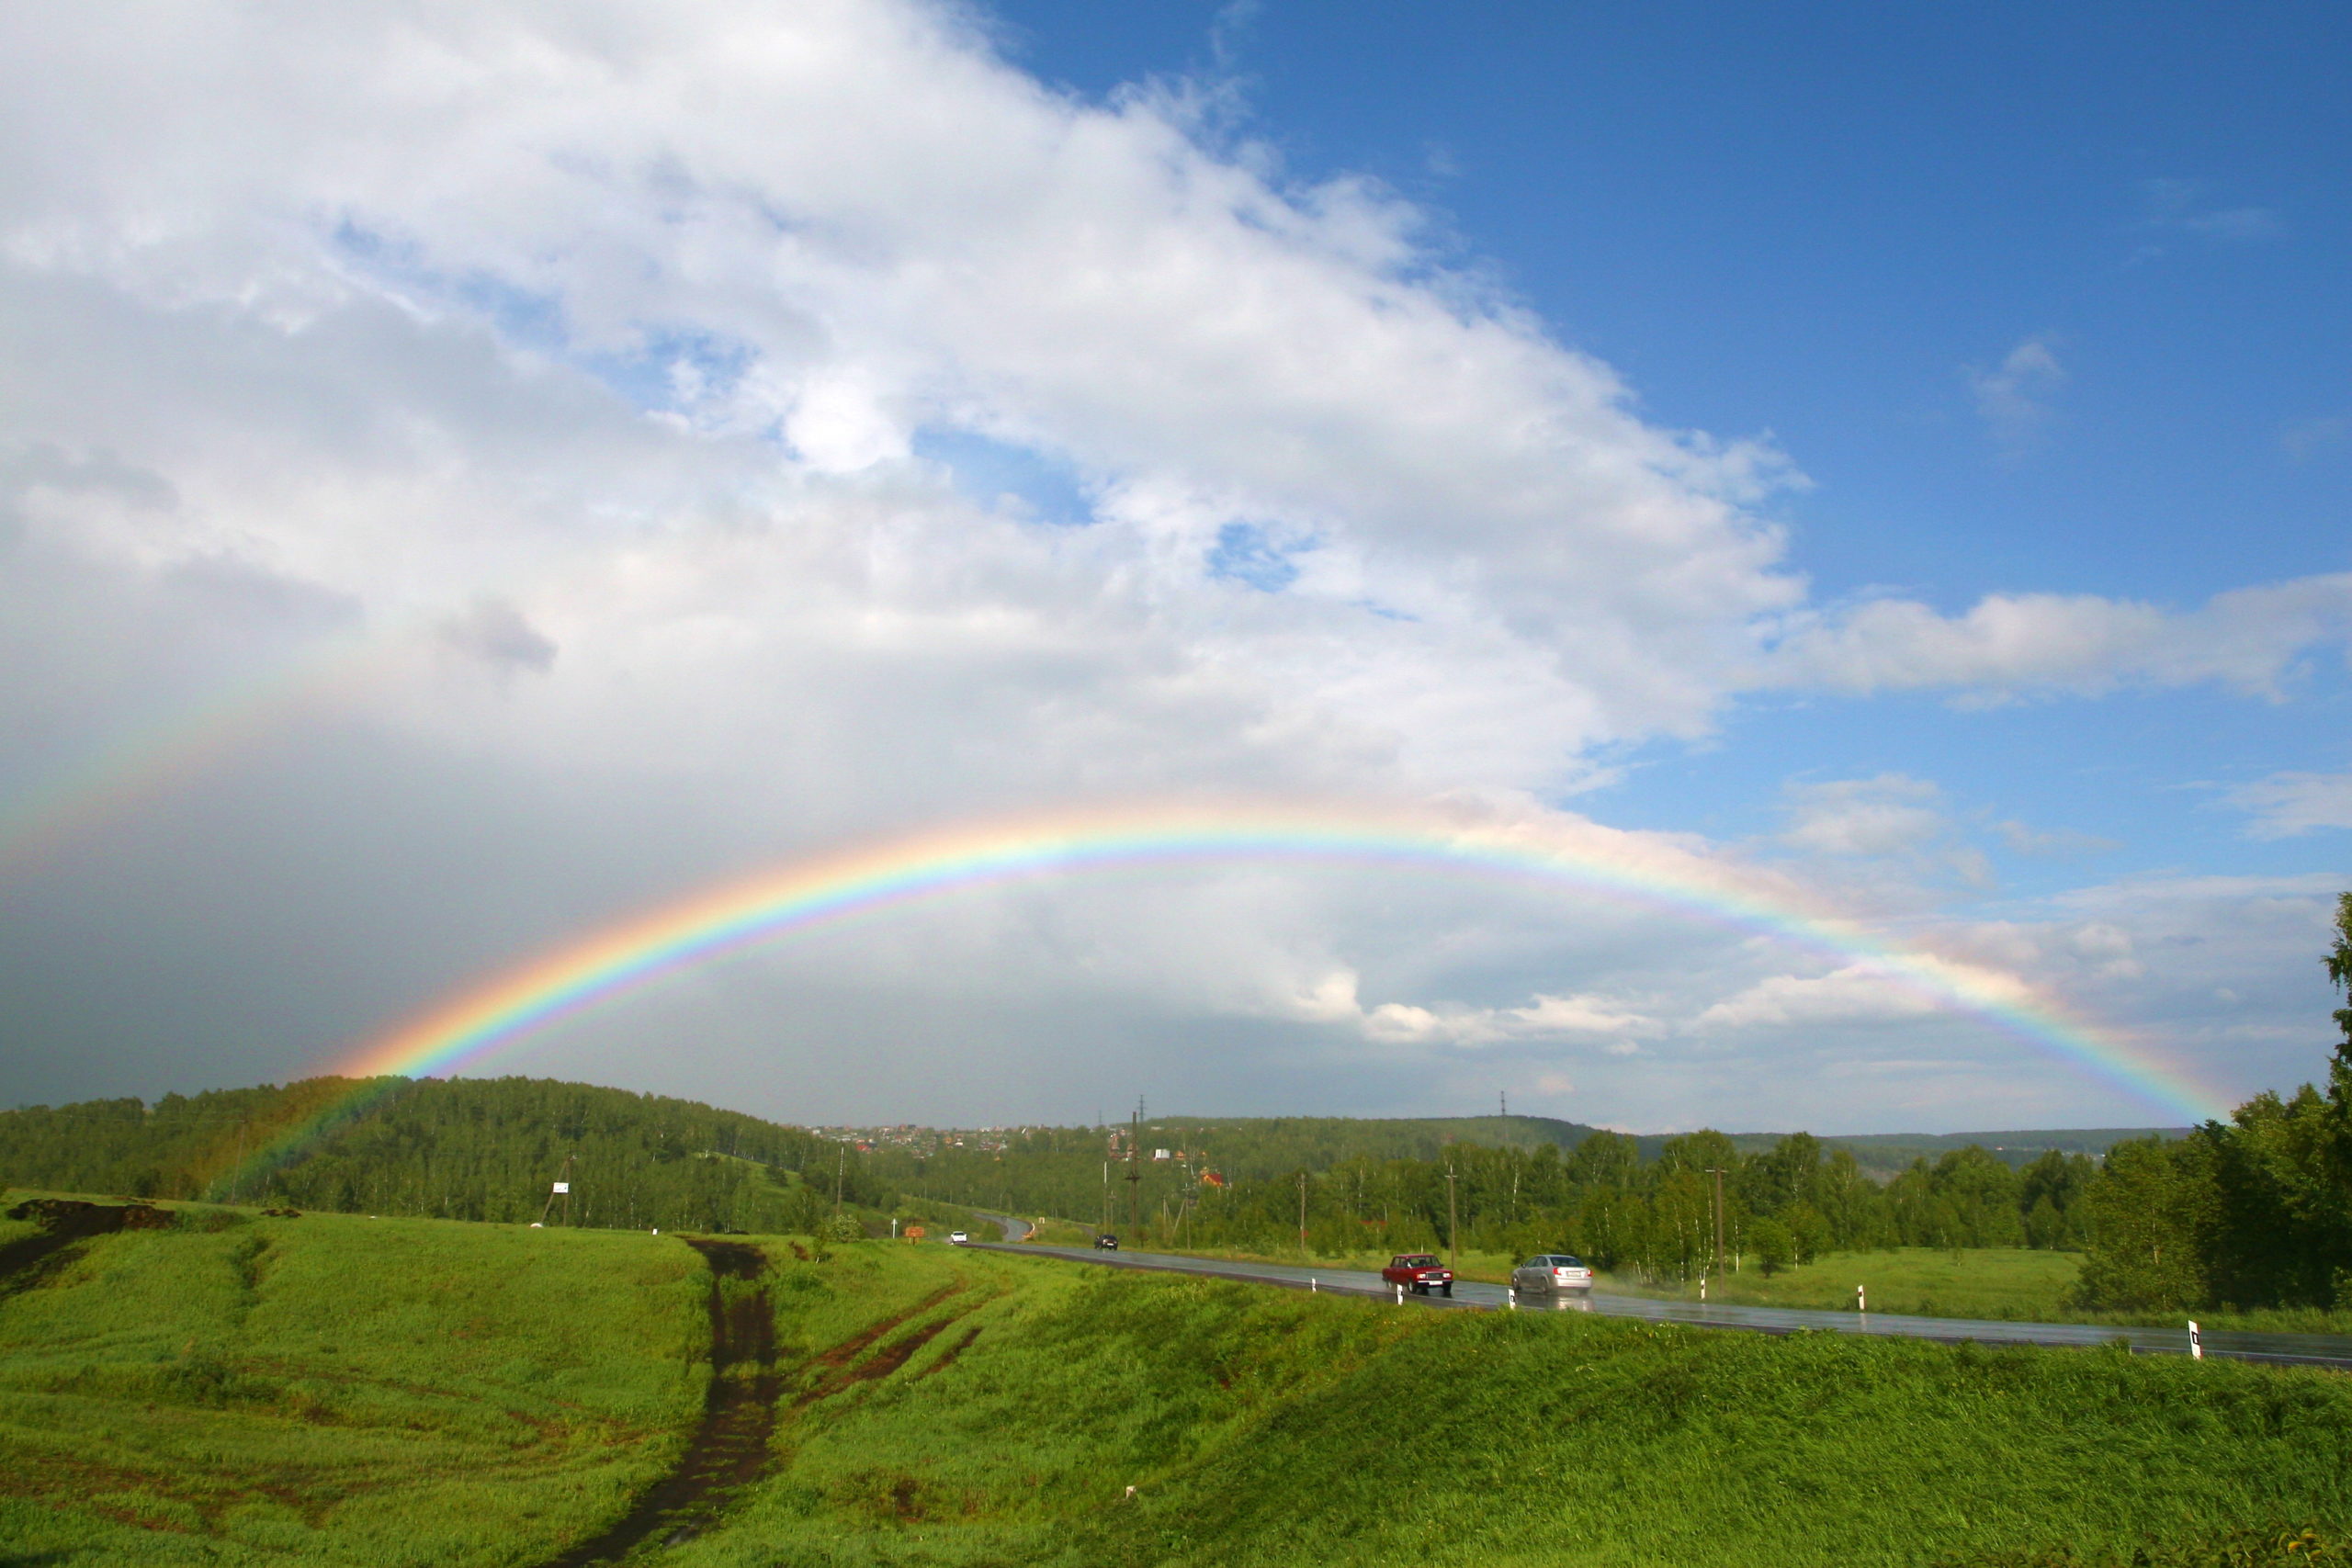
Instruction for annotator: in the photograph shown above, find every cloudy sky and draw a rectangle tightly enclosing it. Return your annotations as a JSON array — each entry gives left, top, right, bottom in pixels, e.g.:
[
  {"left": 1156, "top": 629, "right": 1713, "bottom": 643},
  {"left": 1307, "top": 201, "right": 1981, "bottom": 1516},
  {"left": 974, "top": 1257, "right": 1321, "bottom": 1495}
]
[{"left": 2, "top": 0, "right": 2346, "bottom": 1134}]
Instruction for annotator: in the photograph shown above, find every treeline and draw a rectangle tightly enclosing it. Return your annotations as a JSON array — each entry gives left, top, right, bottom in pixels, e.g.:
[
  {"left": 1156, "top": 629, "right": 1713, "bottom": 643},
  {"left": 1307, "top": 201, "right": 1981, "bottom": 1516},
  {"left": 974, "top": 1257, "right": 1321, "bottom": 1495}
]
[
  {"left": 2067, "top": 892, "right": 2352, "bottom": 1313},
  {"left": 1108, "top": 1129, "right": 2094, "bottom": 1278},
  {"left": 0, "top": 1076, "right": 895, "bottom": 1235},
  {"left": 19, "top": 890, "right": 2343, "bottom": 1298},
  {"left": 859, "top": 1118, "right": 1605, "bottom": 1223}
]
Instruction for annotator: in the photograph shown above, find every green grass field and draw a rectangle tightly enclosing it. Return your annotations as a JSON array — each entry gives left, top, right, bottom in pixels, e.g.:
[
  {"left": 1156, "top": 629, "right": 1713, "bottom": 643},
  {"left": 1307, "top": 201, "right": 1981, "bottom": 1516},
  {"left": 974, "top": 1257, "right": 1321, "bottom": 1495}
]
[
  {"left": 1607, "top": 1246, "right": 2085, "bottom": 1320},
  {"left": 6, "top": 1192, "right": 2352, "bottom": 1565}
]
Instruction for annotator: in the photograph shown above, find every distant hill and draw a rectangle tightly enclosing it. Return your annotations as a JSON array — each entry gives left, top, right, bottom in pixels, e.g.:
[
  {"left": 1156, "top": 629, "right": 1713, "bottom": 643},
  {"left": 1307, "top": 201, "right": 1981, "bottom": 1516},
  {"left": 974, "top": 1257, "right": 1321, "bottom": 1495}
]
[
  {"left": 1107, "top": 1114, "right": 2188, "bottom": 1180},
  {"left": 1118, "top": 1114, "right": 1603, "bottom": 1177},
  {"left": 1790, "top": 1127, "right": 2191, "bottom": 1179},
  {"left": 0, "top": 1076, "right": 897, "bottom": 1233},
  {"left": 2, "top": 1074, "right": 2191, "bottom": 1230}
]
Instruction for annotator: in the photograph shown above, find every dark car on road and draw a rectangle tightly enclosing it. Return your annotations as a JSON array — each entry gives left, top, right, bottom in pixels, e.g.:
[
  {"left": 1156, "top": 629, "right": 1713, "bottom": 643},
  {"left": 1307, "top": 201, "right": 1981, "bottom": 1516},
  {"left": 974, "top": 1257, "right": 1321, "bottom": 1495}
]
[{"left": 1093, "top": 1234, "right": 1119, "bottom": 1250}]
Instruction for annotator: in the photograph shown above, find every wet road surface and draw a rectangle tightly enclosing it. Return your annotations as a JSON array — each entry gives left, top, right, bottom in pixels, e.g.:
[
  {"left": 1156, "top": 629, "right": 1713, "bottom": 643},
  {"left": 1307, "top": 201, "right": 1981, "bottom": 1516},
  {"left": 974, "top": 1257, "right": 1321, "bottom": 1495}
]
[
  {"left": 973, "top": 1242, "right": 2352, "bottom": 1371},
  {"left": 967, "top": 1211, "right": 1035, "bottom": 1242}
]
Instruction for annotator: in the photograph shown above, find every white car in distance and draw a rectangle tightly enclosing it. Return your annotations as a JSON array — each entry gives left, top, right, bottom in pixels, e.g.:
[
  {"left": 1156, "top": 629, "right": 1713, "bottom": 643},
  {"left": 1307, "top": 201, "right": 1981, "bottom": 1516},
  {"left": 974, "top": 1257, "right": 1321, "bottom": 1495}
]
[
  {"left": 948, "top": 1230, "right": 969, "bottom": 1245},
  {"left": 1511, "top": 1254, "right": 1595, "bottom": 1295}
]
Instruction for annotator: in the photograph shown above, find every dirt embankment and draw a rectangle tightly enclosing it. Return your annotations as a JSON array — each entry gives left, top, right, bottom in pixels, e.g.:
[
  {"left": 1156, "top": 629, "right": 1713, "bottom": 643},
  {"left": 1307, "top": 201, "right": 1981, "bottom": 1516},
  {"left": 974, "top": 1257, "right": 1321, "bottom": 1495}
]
[{"left": 544, "top": 1240, "right": 781, "bottom": 1564}]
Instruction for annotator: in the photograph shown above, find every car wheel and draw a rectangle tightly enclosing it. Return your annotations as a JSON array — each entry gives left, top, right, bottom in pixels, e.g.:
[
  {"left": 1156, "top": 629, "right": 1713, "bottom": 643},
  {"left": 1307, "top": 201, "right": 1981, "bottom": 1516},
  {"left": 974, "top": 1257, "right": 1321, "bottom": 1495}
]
[{"left": 1442, "top": 1283, "right": 1453, "bottom": 1297}]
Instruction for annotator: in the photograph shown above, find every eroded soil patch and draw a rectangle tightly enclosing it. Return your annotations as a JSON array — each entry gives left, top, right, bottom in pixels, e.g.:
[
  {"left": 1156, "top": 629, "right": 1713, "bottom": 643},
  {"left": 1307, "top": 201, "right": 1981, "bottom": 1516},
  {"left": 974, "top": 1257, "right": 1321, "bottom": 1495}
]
[{"left": 0, "top": 1200, "right": 164, "bottom": 1298}]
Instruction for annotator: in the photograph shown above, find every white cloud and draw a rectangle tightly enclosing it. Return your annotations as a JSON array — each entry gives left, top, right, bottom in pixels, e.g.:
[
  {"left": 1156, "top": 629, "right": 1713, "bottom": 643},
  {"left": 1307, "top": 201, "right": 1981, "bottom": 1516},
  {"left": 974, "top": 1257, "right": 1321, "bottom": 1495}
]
[
  {"left": 1694, "top": 965, "right": 1947, "bottom": 1032},
  {"left": 2281, "top": 413, "right": 2351, "bottom": 461},
  {"left": 1994, "top": 819, "right": 2120, "bottom": 858},
  {"left": 1966, "top": 337, "right": 2064, "bottom": 455},
  {"left": 0, "top": 0, "right": 1815, "bottom": 805},
  {"left": 1781, "top": 774, "right": 1947, "bottom": 857},
  {"left": 1753, "top": 575, "right": 2352, "bottom": 700},
  {"left": 2227, "top": 768, "right": 2352, "bottom": 838},
  {"left": 1284, "top": 967, "right": 1658, "bottom": 1050},
  {"left": 2140, "top": 179, "right": 2284, "bottom": 243}
]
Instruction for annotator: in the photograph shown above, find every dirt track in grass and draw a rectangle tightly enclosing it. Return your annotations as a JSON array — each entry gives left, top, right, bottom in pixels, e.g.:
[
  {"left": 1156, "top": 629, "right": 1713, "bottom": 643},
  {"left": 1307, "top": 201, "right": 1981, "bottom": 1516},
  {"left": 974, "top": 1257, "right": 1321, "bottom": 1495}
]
[{"left": 543, "top": 1239, "right": 781, "bottom": 1565}]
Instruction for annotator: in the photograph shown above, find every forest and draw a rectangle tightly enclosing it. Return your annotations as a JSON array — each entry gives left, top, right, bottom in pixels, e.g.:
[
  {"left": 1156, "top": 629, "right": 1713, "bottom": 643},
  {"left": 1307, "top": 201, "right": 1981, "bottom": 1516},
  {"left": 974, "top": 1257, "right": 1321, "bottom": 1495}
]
[
  {"left": 0, "top": 1076, "right": 893, "bottom": 1235},
  {"left": 6, "top": 893, "right": 2346, "bottom": 1314}
]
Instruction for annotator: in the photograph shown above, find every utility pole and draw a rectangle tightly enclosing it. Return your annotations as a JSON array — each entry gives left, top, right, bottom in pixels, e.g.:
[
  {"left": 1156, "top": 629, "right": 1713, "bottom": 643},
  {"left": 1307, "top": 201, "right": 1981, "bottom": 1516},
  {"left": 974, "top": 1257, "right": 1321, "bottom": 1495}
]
[
  {"left": 1499, "top": 1089, "right": 1507, "bottom": 1120},
  {"left": 1126, "top": 1099, "right": 1143, "bottom": 1237},
  {"left": 1715, "top": 1166, "right": 1726, "bottom": 1275},
  {"left": 835, "top": 1144, "right": 846, "bottom": 1211},
  {"left": 538, "top": 1154, "right": 575, "bottom": 1227},
  {"left": 1444, "top": 1166, "right": 1459, "bottom": 1271},
  {"left": 1298, "top": 1171, "right": 1309, "bottom": 1258}
]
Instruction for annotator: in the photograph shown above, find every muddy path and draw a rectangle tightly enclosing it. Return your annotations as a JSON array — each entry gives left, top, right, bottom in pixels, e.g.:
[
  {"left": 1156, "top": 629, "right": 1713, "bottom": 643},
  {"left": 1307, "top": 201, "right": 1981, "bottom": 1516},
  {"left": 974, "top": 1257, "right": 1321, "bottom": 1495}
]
[
  {"left": 544, "top": 1240, "right": 780, "bottom": 1565},
  {"left": 542, "top": 1247, "right": 988, "bottom": 1564}
]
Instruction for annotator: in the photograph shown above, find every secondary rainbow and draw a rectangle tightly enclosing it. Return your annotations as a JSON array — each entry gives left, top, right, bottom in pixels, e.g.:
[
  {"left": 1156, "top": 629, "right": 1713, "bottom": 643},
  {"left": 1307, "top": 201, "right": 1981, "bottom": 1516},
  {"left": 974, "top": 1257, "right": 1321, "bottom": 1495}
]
[{"left": 300, "top": 803, "right": 2224, "bottom": 1126}]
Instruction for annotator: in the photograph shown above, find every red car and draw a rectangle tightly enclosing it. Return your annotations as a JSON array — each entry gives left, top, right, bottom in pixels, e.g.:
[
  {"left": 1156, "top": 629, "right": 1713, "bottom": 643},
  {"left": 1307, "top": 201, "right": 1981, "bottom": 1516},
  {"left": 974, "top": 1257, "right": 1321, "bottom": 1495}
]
[{"left": 1381, "top": 1253, "right": 1453, "bottom": 1296}]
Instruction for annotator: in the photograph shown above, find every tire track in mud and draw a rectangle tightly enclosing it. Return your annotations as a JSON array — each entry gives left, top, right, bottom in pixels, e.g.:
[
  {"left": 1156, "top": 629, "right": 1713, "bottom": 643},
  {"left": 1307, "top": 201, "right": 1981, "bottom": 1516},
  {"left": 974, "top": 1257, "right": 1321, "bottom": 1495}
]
[
  {"left": 543, "top": 1253, "right": 989, "bottom": 1564},
  {"left": 913, "top": 1323, "right": 985, "bottom": 1382},
  {"left": 787, "top": 1283, "right": 968, "bottom": 1410},
  {"left": 790, "top": 1301, "right": 979, "bottom": 1409},
  {"left": 544, "top": 1239, "right": 780, "bottom": 1565}
]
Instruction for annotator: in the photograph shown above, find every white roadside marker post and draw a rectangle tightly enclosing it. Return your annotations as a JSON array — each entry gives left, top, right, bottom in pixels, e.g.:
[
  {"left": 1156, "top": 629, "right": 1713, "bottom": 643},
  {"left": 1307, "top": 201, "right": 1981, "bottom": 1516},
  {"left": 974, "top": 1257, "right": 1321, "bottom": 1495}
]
[
  {"left": 1395, "top": 1283, "right": 1404, "bottom": 1306},
  {"left": 1310, "top": 1277, "right": 1317, "bottom": 1293},
  {"left": 2188, "top": 1320, "right": 2203, "bottom": 1360},
  {"left": 1699, "top": 1274, "right": 1706, "bottom": 1303},
  {"left": 1857, "top": 1285, "right": 1866, "bottom": 1314},
  {"left": 1508, "top": 1288, "right": 1517, "bottom": 1311}
]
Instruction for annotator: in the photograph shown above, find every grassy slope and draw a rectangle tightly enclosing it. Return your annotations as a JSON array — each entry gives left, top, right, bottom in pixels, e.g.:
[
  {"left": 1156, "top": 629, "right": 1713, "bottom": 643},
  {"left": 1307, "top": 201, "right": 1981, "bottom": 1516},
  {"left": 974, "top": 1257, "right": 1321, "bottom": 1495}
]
[
  {"left": 0, "top": 1198, "right": 715, "bottom": 1564},
  {"left": 7, "top": 1200, "right": 2352, "bottom": 1566},
  {"left": 676, "top": 1263, "right": 2352, "bottom": 1568}
]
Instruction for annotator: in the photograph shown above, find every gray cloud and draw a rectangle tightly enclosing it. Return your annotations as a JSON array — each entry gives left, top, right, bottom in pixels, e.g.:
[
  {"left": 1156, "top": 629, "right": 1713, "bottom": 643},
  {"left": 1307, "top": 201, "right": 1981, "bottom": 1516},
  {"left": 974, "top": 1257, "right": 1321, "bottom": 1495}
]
[
  {"left": 0, "top": 2, "right": 2336, "bottom": 1134},
  {"left": 440, "top": 598, "right": 556, "bottom": 675}
]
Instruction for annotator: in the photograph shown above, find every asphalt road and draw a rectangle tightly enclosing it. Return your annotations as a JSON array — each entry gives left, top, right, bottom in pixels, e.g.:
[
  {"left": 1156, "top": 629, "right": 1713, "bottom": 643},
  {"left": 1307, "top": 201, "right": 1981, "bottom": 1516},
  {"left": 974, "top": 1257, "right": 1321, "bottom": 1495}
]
[
  {"left": 967, "top": 1211, "right": 1035, "bottom": 1242},
  {"left": 971, "top": 1241, "right": 2352, "bottom": 1371}
]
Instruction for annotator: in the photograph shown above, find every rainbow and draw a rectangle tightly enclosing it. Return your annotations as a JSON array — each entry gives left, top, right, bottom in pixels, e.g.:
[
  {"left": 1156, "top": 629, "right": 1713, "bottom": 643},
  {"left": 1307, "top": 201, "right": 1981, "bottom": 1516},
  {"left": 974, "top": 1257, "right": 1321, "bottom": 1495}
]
[
  {"left": 217, "top": 802, "right": 2224, "bottom": 1192},
  {"left": 0, "top": 634, "right": 392, "bottom": 876}
]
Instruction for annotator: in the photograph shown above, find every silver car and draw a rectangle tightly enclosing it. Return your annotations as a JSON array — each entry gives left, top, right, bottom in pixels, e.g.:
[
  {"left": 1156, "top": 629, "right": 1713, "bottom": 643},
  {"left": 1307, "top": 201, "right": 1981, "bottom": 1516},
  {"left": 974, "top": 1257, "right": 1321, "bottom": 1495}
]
[{"left": 1511, "top": 1253, "right": 1595, "bottom": 1295}]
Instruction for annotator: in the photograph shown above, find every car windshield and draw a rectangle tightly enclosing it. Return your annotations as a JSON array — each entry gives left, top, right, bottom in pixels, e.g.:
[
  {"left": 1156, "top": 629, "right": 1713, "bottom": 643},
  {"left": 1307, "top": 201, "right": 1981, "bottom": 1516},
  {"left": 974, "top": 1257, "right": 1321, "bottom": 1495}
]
[{"left": 1396, "top": 1256, "right": 1437, "bottom": 1267}]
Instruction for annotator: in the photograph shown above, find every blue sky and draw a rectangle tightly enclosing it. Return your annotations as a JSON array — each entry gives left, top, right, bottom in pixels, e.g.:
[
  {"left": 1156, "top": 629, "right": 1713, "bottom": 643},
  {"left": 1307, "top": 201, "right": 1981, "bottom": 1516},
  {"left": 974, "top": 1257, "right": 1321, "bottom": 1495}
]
[
  {"left": 0, "top": 1, "right": 2345, "bottom": 1133},
  {"left": 989, "top": 0, "right": 2352, "bottom": 884}
]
